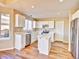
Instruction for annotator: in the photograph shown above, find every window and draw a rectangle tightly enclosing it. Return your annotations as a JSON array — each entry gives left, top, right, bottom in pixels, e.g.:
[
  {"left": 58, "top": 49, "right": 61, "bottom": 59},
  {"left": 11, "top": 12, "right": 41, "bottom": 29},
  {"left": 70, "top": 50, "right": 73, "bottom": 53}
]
[{"left": 0, "top": 14, "right": 10, "bottom": 39}]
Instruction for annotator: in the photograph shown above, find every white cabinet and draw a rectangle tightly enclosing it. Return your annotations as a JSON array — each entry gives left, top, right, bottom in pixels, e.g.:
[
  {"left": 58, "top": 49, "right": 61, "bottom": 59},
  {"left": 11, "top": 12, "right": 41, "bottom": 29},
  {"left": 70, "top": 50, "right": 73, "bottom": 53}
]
[
  {"left": 28, "top": 20, "right": 32, "bottom": 30},
  {"left": 23, "top": 20, "right": 33, "bottom": 30},
  {"left": 15, "top": 14, "right": 25, "bottom": 27},
  {"left": 15, "top": 33, "right": 26, "bottom": 50},
  {"left": 36, "top": 21, "right": 42, "bottom": 28},
  {"left": 36, "top": 21, "right": 54, "bottom": 28},
  {"left": 23, "top": 20, "right": 28, "bottom": 30},
  {"left": 33, "top": 21, "right": 36, "bottom": 28},
  {"left": 38, "top": 34, "right": 51, "bottom": 55},
  {"left": 49, "top": 21, "right": 54, "bottom": 28},
  {"left": 37, "top": 21, "right": 49, "bottom": 28}
]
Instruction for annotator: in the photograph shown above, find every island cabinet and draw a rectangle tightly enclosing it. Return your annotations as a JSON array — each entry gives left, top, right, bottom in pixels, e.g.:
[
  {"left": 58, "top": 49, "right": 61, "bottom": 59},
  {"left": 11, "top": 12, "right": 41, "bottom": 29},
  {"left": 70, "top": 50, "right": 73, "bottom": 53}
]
[{"left": 38, "top": 34, "right": 51, "bottom": 55}]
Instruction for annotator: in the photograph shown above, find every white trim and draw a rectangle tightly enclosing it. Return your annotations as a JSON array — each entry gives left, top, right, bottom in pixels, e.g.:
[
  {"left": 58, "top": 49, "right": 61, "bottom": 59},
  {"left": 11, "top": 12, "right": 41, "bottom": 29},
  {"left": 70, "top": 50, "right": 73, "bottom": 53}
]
[
  {"left": 76, "top": 19, "right": 79, "bottom": 59},
  {"left": 63, "top": 41, "right": 68, "bottom": 44},
  {"left": 72, "top": 10, "right": 79, "bottom": 20},
  {"left": 68, "top": 11, "right": 72, "bottom": 52},
  {"left": 0, "top": 47, "right": 14, "bottom": 51}
]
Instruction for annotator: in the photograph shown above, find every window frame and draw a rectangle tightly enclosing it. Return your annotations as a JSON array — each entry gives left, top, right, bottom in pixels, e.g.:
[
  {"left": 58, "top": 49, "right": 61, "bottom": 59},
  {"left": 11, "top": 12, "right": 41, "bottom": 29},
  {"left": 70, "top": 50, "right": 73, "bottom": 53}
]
[{"left": 0, "top": 13, "right": 10, "bottom": 40}]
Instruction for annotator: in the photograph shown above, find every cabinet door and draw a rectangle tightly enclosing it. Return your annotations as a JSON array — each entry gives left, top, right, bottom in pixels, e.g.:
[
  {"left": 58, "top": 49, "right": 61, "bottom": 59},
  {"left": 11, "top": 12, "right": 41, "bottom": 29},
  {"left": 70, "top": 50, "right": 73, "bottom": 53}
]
[
  {"left": 49, "top": 21, "right": 54, "bottom": 28},
  {"left": 15, "top": 14, "right": 25, "bottom": 27},
  {"left": 37, "top": 21, "right": 49, "bottom": 28},
  {"left": 37, "top": 21, "right": 43, "bottom": 28},
  {"left": 33, "top": 21, "right": 36, "bottom": 28},
  {"left": 15, "top": 34, "right": 22, "bottom": 50}
]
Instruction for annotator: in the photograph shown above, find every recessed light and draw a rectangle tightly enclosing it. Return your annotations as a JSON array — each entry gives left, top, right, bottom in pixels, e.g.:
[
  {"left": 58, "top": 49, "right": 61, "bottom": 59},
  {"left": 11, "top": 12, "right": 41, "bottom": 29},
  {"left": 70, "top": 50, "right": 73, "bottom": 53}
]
[
  {"left": 59, "top": 0, "right": 63, "bottom": 2},
  {"left": 32, "top": 5, "right": 35, "bottom": 8}
]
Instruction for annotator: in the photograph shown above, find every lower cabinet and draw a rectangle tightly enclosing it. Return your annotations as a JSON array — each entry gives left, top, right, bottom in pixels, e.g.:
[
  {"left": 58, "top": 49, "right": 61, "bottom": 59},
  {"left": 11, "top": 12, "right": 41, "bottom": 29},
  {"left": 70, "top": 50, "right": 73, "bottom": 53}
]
[{"left": 15, "top": 33, "right": 26, "bottom": 50}]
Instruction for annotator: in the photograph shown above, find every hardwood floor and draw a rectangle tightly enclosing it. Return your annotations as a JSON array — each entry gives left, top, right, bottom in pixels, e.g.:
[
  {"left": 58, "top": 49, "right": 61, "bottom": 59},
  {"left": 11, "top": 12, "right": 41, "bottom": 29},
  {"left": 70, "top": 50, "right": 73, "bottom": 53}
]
[{"left": 0, "top": 41, "right": 74, "bottom": 59}]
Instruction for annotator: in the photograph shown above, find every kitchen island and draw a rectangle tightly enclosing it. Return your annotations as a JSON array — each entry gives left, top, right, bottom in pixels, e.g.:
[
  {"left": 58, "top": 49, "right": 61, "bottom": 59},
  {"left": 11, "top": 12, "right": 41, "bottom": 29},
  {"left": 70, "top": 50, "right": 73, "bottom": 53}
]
[{"left": 38, "top": 34, "right": 51, "bottom": 55}]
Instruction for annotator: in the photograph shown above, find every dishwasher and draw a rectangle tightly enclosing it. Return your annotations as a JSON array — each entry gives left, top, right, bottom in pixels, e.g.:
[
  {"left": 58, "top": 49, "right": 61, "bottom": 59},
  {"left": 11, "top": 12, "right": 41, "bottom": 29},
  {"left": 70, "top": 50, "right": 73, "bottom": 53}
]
[{"left": 25, "top": 34, "right": 31, "bottom": 47}]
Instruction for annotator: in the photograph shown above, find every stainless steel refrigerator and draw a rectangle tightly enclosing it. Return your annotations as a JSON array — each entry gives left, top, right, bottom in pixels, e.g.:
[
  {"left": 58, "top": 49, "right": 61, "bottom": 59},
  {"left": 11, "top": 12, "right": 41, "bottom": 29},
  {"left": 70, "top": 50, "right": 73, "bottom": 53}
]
[{"left": 71, "top": 18, "right": 79, "bottom": 59}]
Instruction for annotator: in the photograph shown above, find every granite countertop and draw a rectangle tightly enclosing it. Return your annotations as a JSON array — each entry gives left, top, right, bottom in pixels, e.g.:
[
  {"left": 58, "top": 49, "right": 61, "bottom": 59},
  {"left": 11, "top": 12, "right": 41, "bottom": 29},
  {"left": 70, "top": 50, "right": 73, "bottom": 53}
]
[
  {"left": 15, "top": 31, "right": 31, "bottom": 35},
  {"left": 39, "top": 33, "right": 51, "bottom": 40}
]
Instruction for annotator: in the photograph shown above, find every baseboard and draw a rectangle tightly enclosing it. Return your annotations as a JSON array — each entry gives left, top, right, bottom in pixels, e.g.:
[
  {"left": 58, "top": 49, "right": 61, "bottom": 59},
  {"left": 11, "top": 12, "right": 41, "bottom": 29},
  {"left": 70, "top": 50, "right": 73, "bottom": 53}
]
[
  {"left": 54, "top": 40, "right": 68, "bottom": 44},
  {"left": 0, "top": 47, "right": 14, "bottom": 51},
  {"left": 63, "top": 41, "right": 68, "bottom": 44}
]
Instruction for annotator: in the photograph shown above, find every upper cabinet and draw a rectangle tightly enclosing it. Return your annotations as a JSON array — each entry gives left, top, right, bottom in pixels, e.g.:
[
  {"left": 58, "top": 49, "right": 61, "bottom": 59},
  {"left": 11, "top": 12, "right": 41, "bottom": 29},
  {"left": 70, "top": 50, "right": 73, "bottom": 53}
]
[
  {"left": 36, "top": 21, "right": 54, "bottom": 28},
  {"left": 23, "top": 19, "right": 33, "bottom": 30},
  {"left": 37, "top": 21, "right": 49, "bottom": 28},
  {"left": 33, "top": 21, "right": 36, "bottom": 28},
  {"left": 15, "top": 14, "right": 25, "bottom": 27},
  {"left": 49, "top": 21, "right": 54, "bottom": 28},
  {"left": 27, "top": 20, "right": 33, "bottom": 30}
]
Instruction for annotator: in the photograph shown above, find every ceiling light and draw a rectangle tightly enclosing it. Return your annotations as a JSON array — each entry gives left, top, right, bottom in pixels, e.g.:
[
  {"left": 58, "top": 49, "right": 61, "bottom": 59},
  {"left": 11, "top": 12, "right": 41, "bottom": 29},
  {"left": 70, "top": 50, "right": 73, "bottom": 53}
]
[
  {"left": 59, "top": 0, "right": 63, "bottom": 2},
  {"left": 32, "top": 5, "right": 35, "bottom": 8}
]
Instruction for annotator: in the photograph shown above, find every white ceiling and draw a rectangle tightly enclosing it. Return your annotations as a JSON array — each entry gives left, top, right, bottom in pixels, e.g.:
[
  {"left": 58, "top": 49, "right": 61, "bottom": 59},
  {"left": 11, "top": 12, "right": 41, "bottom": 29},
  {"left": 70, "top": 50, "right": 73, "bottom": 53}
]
[{"left": 5, "top": 0, "right": 79, "bottom": 18}]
